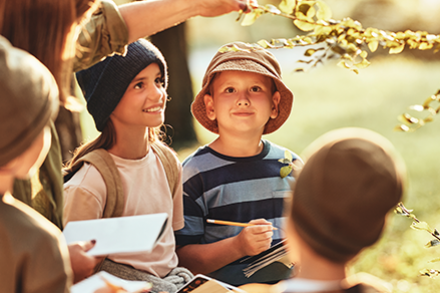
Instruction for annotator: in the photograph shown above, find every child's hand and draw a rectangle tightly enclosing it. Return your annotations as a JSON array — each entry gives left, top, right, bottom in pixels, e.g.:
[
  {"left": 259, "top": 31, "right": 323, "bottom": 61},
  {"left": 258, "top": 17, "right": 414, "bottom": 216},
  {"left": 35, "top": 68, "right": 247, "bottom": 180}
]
[
  {"left": 68, "top": 240, "right": 103, "bottom": 283},
  {"left": 235, "top": 219, "right": 273, "bottom": 256}
]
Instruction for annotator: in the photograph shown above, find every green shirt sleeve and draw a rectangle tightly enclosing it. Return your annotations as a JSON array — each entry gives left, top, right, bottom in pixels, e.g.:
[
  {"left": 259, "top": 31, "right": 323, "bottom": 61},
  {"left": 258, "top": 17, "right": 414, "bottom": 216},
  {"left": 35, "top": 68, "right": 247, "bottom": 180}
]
[{"left": 74, "top": 0, "right": 129, "bottom": 72}]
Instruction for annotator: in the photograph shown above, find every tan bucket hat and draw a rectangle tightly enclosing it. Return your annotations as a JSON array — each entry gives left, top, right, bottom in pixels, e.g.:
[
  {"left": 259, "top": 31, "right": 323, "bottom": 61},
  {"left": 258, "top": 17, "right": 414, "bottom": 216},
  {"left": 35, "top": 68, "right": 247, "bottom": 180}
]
[
  {"left": 191, "top": 41, "right": 294, "bottom": 134},
  {"left": 291, "top": 128, "right": 406, "bottom": 263}
]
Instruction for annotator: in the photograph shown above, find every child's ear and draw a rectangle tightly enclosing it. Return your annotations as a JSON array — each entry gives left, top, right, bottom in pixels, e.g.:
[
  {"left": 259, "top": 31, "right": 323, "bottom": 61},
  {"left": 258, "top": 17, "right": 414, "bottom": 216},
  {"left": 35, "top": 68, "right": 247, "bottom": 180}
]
[
  {"left": 204, "top": 94, "right": 216, "bottom": 121},
  {"left": 270, "top": 91, "right": 281, "bottom": 119}
]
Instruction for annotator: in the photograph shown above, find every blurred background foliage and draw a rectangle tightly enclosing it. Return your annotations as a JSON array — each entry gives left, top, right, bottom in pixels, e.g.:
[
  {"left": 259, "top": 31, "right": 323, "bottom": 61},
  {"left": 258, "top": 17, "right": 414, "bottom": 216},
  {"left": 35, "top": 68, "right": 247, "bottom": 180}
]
[{"left": 75, "top": 1, "right": 440, "bottom": 292}]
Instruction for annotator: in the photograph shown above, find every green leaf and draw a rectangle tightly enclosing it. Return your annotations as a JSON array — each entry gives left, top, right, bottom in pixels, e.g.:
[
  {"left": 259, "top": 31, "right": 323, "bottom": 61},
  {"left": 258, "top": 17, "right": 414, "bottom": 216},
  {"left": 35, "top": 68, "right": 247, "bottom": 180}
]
[
  {"left": 315, "top": 0, "right": 332, "bottom": 20},
  {"left": 279, "top": 0, "right": 296, "bottom": 14},
  {"left": 294, "top": 19, "right": 316, "bottom": 31},
  {"left": 411, "top": 221, "right": 434, "bottom": 233},
  {"left": 241, "top": 9, "right": 263, "bottom": 26},
  {"left": 280, "top": 166, "right": 293, "bottom": 178}
]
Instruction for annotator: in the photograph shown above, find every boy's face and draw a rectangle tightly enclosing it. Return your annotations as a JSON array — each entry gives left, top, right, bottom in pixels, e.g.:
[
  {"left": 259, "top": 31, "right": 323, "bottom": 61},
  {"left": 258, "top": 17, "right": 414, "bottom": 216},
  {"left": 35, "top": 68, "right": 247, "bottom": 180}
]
[
  {"left": 111, "top": 63, "right": 167, "bottom": 129},
  {"left": 204, "top": 71, "right": 280, "bottom": 137}
]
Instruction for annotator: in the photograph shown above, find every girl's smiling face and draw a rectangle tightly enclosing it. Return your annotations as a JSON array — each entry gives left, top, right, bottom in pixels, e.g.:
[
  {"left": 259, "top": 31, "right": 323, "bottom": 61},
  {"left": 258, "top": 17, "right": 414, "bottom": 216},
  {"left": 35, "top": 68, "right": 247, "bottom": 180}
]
[
  {"left": 110, "top": 63, "right": 167, "bottom": 129},
  {"left": 204, "top": 71, "right": 280, "bottom": 137}
]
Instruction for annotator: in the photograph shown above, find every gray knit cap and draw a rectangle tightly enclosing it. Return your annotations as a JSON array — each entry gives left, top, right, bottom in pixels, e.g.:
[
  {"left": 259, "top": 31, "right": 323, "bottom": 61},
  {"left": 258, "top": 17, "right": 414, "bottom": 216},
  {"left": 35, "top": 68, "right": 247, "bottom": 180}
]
[
  {"left": 0, "top": 36, "right": 59, "bottom": 167},
  {"left": 76, "top": 39, "right": 167, "bottom": 132},
  {"left": 291, "top": 128, "right": 406, "bottom": 263}
]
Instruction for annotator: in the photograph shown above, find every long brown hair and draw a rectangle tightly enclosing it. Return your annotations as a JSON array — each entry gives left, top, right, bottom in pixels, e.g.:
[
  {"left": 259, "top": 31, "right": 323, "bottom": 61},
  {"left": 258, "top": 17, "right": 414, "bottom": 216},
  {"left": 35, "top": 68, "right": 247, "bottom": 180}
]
[
  {"left": 0, "top": 0, "right": 98, "bottom": 105},
  {"left": 64, "top": 119, "right": 161, "bottom": 173}
]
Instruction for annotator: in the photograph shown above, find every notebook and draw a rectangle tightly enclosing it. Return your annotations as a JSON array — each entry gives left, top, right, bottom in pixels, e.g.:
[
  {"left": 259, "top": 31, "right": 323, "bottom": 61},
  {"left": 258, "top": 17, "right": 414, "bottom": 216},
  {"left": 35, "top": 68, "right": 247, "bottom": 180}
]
[
  {"left": 176, "top": 274, "right": 246, "bottom": 293},
  {"left": 71, "top": 271, "right": 151, "bottom": 293},
  {"left": 63, "top": 213, "right": 168, "bottom": 256}
]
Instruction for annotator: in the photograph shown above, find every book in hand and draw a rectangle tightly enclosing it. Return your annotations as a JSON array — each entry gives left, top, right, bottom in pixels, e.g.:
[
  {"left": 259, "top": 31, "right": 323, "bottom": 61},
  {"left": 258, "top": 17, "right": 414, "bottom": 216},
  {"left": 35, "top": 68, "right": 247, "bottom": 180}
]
[
  {"left": 176, "top": 274, "right": 246, "bottom": 293},
  {"left": 63, "top": 213, "right": 168, "bottom": 256},
  {"left": 71, "top": 271, "right": 151, "bottom": 293},
  {"left": 241, "top": 239, "right": 294, "bottom": 278}
]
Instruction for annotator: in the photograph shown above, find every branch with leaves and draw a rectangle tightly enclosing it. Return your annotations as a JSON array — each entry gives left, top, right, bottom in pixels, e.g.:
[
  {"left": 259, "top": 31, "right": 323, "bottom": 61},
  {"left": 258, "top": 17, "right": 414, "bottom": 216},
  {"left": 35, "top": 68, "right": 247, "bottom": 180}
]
[
  {"left": 228, "top": 0, "right": 440, "bottom": 131},
  {"left": 395, "top": 203, "right": 440, "bottom": 278}
]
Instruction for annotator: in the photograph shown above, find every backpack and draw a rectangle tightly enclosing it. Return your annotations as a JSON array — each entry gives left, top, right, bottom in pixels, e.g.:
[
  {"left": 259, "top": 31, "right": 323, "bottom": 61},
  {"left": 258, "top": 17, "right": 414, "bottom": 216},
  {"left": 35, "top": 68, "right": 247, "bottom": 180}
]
[{"left": 64, "top": 141, "right": 179, "bottom": 218}]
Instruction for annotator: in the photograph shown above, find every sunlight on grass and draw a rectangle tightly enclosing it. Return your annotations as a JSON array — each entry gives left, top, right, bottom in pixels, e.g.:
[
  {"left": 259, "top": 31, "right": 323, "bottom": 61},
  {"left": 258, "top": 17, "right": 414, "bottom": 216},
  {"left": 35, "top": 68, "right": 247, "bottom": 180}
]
[
  {"left": 79, "top": 54, "right": 440, "bottom": 292},
  {"left": 189, "top": 55, "right": 440, "bottom": 293}
]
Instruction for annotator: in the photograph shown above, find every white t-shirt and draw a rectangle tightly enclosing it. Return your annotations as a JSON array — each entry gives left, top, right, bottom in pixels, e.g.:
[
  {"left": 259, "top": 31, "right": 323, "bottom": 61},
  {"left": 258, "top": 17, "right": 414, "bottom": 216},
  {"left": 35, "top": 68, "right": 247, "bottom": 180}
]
[{"left": 63, "top": 148, "right": 184, "bottom": 277}]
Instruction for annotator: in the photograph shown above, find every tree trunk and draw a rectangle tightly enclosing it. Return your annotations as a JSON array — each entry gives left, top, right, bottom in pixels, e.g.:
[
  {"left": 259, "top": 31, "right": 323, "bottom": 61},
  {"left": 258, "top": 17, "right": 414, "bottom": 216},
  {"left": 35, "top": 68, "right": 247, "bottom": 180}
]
[{"left": 150, "top": 22, "right": 198, "bottom": 150}]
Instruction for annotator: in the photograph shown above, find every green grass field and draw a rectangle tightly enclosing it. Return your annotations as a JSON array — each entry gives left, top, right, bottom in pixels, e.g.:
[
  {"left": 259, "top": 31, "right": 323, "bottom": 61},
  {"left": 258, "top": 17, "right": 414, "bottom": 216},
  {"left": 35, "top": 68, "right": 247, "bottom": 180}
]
[
  {"left": 80, "top": 54, "right": 440, "bottom": 292},
  {"left": 188, "top": 55, "right": 440, "bottom": 293}
]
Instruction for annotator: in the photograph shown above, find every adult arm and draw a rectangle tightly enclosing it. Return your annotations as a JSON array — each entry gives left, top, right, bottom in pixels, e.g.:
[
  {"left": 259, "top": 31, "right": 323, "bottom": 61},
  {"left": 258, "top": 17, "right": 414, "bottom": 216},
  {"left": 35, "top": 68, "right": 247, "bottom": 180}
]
[
  {"left": 119, "top": 0, "right": 248, "bottom": 43},
  {"left": 74, "top": 0, "right": 252, "bottom": 71},
  {"left": 176, "top": 219, "right": 274, "bottom": 274}
]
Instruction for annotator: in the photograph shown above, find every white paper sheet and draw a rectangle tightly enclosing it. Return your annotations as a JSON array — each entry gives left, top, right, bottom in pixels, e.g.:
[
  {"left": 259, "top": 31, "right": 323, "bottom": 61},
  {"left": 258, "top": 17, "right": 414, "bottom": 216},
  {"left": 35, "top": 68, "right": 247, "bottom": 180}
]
[
  {"left": 63, "top": 213, "right": 168, "bottom": 256},
  {"left": 71, "top": 271, "right": 151, "bottom": 293}
]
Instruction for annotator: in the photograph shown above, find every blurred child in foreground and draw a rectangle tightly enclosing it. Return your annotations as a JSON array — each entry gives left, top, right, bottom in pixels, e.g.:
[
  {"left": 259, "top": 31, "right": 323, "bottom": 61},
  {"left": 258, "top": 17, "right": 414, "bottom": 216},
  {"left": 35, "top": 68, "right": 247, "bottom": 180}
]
[{"left": 240, "top": 127, "right": 406, "bottom": 293}]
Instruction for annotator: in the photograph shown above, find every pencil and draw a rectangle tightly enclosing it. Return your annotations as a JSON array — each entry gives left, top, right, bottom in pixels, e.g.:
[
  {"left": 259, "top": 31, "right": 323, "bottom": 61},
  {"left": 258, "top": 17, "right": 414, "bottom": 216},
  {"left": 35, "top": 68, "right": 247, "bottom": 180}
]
[{"left": 206, "top": 219, "right": 278, "bottom": 230}]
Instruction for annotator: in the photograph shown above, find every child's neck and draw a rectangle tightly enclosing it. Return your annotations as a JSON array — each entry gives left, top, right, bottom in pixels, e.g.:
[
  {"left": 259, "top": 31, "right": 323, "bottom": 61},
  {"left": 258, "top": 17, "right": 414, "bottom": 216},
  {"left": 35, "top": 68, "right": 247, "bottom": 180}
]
[
  {"left": 0, "top": 173, "right": 13, "bottom": 195},
  {"left": 295, "top": 249, "right": 347, "bottom": 281},
  {"left": 209, "top": 133, "right": 264, "bottom": 157},
  {"left": 108, "top": 125, "right": 150, "bottom": 160}
]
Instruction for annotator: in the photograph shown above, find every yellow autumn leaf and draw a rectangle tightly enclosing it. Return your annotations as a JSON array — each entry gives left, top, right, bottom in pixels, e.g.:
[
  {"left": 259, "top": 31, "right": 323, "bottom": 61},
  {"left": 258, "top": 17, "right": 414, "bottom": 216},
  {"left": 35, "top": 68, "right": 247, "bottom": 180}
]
[
  {"left": 368, "top": 40, "right": 379, "bottom": 52},
  {"left": 293, "top": 19, "right": 316, "bottom": 31},
  {"left": 241, "top": 9, "right": 263, "bottom": 26},
  {"left": 316, "top": 0, "right": 332, "bottom": 20},
  {"left": 389, "top": 43, "right": 405, "bottom": 54},
  {"left": 279, "top": 0, "right": 296, "bottom": 14}
]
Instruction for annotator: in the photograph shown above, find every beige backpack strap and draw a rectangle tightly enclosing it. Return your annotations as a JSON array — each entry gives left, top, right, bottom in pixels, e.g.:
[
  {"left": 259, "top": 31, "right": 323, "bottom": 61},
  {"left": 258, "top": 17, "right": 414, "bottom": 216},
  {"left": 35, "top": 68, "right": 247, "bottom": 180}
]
[
  {"left": 73, "top": 149, "right": 125, "bottom": 218},
  {"left": 151, "top": 141, "right": 179, "bottom": 198}
]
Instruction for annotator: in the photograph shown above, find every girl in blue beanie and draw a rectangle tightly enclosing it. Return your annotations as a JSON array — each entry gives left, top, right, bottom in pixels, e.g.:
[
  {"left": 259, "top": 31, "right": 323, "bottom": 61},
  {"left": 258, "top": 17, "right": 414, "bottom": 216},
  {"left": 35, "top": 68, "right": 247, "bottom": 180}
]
[{"left": 63, "top": 39, "right": 192, "bottom": 293}]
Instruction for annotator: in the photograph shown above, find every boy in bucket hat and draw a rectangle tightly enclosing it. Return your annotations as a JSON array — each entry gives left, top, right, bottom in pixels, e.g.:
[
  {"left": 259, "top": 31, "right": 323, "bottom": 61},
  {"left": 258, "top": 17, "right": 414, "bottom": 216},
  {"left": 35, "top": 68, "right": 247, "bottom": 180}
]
[
  {"left": 175, "top": 42, "right": 302, "bottom": 286},
  {"left": 241, "top": 128, "right": 405, "bottom": 293}
]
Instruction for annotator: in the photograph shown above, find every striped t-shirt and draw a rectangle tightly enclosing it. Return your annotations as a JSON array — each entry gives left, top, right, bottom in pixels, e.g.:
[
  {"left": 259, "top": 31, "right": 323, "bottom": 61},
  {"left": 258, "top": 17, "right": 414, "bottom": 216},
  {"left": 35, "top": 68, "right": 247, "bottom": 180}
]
[{"left": 175, "top": 140, "right": 301, "bottom": 285}]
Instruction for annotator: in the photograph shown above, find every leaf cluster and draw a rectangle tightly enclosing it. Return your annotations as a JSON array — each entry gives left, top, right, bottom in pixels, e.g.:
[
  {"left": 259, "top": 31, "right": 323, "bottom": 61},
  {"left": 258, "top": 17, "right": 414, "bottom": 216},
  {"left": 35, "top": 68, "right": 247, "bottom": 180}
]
[
  {"left": 395, "top": 90, "right": 440, "bottom": 132},
  {"left": 235, "top": 0, "right": 440, "bottom": 74},
  {"left": 230, "top": 0, "right": 440, "bottom": 131},
  {"left": 395, "top": 203, "right": 440, "bottom": 278}
]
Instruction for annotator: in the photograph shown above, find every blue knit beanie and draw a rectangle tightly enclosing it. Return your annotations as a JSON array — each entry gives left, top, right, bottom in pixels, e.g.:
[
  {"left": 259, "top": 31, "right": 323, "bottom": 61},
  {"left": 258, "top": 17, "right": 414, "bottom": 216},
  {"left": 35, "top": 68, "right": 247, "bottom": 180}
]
[{"left": 76, "top": 39, "right": 167, "bottom": 132}]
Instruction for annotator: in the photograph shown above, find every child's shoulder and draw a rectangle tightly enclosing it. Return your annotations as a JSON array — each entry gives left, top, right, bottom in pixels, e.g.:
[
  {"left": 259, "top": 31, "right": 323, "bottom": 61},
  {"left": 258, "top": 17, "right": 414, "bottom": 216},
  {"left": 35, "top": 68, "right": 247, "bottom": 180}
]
[
  {"left": 263, "top": 140, "right": 301, "bottom": 161},
  {"left": 182, "top": 145, "right": 214, "bottom": 166}
]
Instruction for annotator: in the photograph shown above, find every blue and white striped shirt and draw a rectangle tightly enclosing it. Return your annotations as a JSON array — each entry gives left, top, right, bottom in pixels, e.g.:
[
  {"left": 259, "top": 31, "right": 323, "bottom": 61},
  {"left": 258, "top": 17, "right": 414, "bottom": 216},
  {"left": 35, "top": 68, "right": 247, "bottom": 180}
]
[{"left": 175, "top": 140, "right": 301, "bottom": 284}]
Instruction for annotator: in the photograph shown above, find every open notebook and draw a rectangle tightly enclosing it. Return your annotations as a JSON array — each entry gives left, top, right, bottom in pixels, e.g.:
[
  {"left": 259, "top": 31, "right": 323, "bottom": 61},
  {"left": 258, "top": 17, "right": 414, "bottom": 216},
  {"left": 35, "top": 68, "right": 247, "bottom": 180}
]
[
  {"left": 176, "top": 274, "right": 246, "bottom": 293},
  {"left": 241, "top": 239, "right": 294, "bottom": 278},
  {"left": 63, "top": 213, "right": 168, "bottom": 256}
]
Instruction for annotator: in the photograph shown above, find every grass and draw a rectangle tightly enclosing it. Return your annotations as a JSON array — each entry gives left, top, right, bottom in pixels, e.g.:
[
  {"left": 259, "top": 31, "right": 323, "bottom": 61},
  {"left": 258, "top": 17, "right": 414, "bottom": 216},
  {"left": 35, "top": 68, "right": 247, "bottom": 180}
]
[
  {"left": 187, "top": 55, "right": 440, "bottom": 292},
  {"left": 79, "top": 52, "right": 440, "bottom": 292}
]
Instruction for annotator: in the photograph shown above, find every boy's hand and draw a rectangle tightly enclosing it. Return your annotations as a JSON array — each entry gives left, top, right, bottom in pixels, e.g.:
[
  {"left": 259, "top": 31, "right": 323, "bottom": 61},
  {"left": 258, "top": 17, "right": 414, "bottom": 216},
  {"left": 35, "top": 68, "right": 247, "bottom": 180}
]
[{"left": 235, "top": 219, "right": 273, "bottom": 256}]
